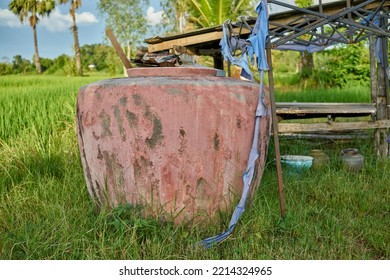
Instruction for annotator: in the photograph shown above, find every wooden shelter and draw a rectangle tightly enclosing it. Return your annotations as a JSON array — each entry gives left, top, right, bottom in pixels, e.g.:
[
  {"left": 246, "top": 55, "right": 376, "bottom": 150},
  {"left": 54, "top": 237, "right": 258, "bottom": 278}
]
[{"left": 145, "top": 0, "right": 390, "bottom": 157}]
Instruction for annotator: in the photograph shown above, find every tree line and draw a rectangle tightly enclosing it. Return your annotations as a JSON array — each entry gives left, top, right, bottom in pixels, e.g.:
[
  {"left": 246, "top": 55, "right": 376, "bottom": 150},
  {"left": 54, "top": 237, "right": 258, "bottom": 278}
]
[
  {"left": 8, "top": 0, "right": 83, "bottom": 75},
  {"left": 0, "top": 43, "right": 122, "bottom": 76}
]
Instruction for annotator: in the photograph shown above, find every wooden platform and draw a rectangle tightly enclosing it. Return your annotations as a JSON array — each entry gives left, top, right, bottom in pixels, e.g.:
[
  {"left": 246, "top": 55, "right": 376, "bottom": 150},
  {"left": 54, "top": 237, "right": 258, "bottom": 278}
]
[
  {"left": 275, "top": 102, "right": 390, "bottom": 134},
  {"left": 275, "top": 102, "right": 376, "bottom": 120}
]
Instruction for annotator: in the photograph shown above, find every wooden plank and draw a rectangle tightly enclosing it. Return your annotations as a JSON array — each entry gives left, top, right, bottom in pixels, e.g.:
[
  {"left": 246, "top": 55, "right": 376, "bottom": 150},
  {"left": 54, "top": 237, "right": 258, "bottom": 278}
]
[
  {"left": 145, "top": 26, "right": 222, "bottom": 44},
  {"left": 105, "top": 28, "right": 133, "bottom": 69},
  {"left": 278, "top": 120, "right": 390, "bottom": 133},
  {"left": 366, "top": 0, "right": 390, "bottom": 9},
  {"left": 148, "top": 31, "right": 222, "bottom": 52},
  {"left": 275, "top": 102, "right": 376, "bottom": 119},
  {"left": 279, "top": 132, "right": 371, "bottom": 140},
  {"left": 147, "top": 27, "right": 251, "bottom": 53},
  {"left": 276, "top": 102, "right": 376, "bottom": 115}
]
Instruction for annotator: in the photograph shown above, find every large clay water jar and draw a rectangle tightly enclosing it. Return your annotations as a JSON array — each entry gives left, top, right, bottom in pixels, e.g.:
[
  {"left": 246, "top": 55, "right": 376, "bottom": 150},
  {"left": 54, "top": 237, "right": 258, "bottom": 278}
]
[{"left": 76, "top": 67, "right": 271, "bottom": 224}]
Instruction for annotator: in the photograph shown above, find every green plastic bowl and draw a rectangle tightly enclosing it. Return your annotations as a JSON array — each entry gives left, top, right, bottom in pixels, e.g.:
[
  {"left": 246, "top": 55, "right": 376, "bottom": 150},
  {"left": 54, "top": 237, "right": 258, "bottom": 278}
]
[{"left": 281, "top": 155, "right": 313, "bottom": 175}]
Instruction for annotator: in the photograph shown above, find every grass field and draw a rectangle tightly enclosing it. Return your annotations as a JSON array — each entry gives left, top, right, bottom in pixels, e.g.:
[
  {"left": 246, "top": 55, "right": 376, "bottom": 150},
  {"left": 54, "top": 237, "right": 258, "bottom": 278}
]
[
  {"left": 273, "top": 72, "right": 371, "bottom": 103},
  {"left": 0, "top": 74, "right": 389, "bottom": 259}
]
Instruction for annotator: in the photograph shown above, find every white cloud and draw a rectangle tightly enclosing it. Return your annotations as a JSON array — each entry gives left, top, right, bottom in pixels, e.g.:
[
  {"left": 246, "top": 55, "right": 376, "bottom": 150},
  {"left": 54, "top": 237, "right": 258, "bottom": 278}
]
[
  {"left": 40, "top": 8, "right": 98, "bottom": 32},
  {"left": 77, "top": 11, "right": 99, "bottom": 25},
  {"left": 146, "top": 6, "right": 163, "bottom": 26},
  {"left": 0, "top": 8, "right": 25, "bottom": 28},
  {"left": 0, "top": 7, "right": 98, "bottom": 32},
  {"left": 40, "top": 8, "right": 71, "bottom": 32}
]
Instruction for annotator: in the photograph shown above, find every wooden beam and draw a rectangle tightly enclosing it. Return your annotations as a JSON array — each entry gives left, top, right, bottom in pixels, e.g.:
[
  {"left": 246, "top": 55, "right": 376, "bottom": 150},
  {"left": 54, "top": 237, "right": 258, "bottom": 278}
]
[
  {"left": 279, "top": 132, "right": 371, "bottom": 140},
  {"left": 147, "top": 27, "right": 251, "bottom": 53},
  {"left": 278, "top": 120, "right": 390, "bottom": 133},
  {"left": 276, "top": 102, "right": 376, "bottom": 115},
  {"left": 365, "top": 0, "right": 390, "bottom": 9},
  {"left": 105, "top": 28, "right": 133, "bottom": 69}
]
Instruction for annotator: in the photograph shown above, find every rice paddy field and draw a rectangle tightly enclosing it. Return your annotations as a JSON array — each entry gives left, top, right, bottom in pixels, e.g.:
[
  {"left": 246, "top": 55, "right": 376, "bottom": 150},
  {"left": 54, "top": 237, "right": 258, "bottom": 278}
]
[{"left": 0, "top": 74, "right": 389, "bottom": 259}]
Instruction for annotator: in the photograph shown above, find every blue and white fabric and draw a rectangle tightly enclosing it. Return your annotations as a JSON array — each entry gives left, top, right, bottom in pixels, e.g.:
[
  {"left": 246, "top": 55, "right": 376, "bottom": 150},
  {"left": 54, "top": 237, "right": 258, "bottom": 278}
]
[{"left": 200, "top": 0, "right": 269, "bottom": 249}]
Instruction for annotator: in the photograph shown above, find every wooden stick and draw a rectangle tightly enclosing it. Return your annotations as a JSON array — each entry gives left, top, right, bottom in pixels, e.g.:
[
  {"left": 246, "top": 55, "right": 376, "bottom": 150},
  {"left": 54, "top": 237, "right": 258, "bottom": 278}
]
[
  {"left": 266, "top": 46, "right": 286, "bottom": 218},
  {"left": 105, "top": 28, "right": 133, "bottom": 69}
]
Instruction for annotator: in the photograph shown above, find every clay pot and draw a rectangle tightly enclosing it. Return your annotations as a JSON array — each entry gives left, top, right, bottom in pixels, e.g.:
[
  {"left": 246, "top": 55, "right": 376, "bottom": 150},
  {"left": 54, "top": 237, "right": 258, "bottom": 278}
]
[
  {"left": 309, "top": 149, "right": 330, "bottom": 169},
  {"left": 341, "top": 148, "right": 364, "bottom": 172},
  {"left": 76, "top": 67, "right": 271, "bottom": 224}
]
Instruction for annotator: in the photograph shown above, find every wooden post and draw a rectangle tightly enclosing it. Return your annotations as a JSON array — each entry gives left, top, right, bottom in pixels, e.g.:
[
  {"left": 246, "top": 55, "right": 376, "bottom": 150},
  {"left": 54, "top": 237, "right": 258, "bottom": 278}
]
[
  {"left": 266, "top": 47, "right": 286, "bottom": 218},
  {"left": 373, "top": 26, "right": 389, "bottom": 157},
  {"left": 369, "top": 36, "right": 378, "bottom": 103},
  {"left": 105, "top": 28, "right": 133, "bottom": 70}
]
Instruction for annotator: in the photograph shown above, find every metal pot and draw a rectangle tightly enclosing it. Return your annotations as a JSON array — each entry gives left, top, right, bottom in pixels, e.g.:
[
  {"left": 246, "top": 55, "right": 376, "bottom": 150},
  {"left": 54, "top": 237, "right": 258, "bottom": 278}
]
[{"left": 341, "top": 148, "right": 364, "bottom": 172}]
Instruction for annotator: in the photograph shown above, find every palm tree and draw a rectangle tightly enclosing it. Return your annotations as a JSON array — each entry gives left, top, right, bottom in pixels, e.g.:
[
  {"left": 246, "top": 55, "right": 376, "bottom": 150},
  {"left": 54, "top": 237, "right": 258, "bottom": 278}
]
[
  {"left": 58, "top": 0, "right": 82, "bottom": 76},
  {"left": 9, "top": 0, "right": 55, "bottom": 74},
  {"left": 186, "top": 0, "right": 252, "bottom": 29}
]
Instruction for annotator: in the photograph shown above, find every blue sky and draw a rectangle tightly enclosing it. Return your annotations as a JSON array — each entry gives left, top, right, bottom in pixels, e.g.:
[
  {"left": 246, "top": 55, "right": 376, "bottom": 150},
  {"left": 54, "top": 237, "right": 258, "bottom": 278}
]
[{"left": 0, "top": 0, "right": 163, "bottom": 61}]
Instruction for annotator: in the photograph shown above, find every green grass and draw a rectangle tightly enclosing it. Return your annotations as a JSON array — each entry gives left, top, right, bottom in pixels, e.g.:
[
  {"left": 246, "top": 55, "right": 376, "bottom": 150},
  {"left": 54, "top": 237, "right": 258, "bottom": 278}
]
[
  {"left": 275, "top": 86, "right": 371, "bottom": 103},
  {"left": 273, "top": 73, "right": 371, "bottom": 103},
  {"left": 0, "top": 74, "right": 389, "bottom": 259}
]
